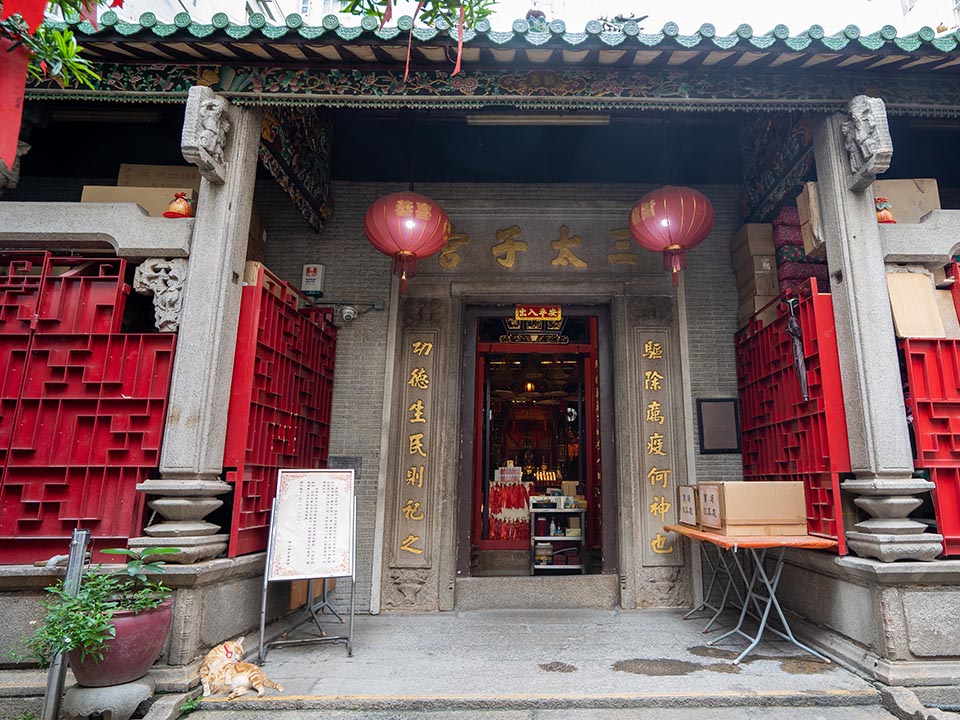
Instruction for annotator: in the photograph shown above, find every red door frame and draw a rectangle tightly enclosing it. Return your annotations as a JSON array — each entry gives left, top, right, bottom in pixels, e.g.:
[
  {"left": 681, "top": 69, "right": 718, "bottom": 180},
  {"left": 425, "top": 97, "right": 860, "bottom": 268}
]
[{"left": 471, "top": 320, "right": 600, "bottom": 552}]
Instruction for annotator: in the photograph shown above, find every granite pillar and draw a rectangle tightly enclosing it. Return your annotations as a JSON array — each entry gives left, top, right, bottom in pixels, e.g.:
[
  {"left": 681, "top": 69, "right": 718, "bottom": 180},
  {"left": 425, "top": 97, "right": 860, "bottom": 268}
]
[
  {"left": 132, "top": 87, "right": 263, "bottom": 563},
  {"left": 813, "top": 98, "right": 942, "bottom": 562}
]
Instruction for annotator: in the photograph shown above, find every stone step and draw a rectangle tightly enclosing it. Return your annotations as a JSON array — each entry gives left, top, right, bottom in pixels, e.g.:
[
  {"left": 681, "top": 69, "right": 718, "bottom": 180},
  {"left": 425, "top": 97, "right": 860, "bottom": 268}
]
[{"left": 454, "top": 574, "right": 620, "bottom": 610}]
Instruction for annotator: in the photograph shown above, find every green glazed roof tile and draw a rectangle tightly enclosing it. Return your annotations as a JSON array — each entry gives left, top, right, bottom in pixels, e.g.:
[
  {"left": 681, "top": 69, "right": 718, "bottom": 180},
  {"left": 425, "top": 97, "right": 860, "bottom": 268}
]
[
  {"left": 173, "top": 12, "right": 191, "bottom": 27},
  {"left": 297, "top": 25, "right": 325, "bottom": 39},
  {"left": 675, "top": 34, "right": 702, "bottom": 49},
  {"left": 321, "top": 14, "right": 339, "bottom": 29},
  {"left": 600, "top": 32, "right": 627, "bottom": 47},
  {"left": 662, "top": 22, "right": 679, "bottom": 37},
  {"left": 488, "top": 30, "right": 515, "bottom": 44},
  {"left": 784, "top": 35, "right": 812, "bottom": 50},
  {"left": 374, "top": 25, "right": 400, "bottom": 39},
  {"left": 260, "top": 24, "right": 288, "bottom": 39},
  {"left": 736, "top": 23, "right": 753, "bottom": 38},
  {"left": 411, "top": 26, "right": 437, "bottom": 40},
  {"left": 139, "top": 12, "right": 157, "bottom": 27},
  {"left": 360, "top": 15, "right": 378, "bottom": 31},
  {"left": 527, "top": 31, "right": 553, "bottom": 46},
  {"left": 285, "top": 13, "right": 303, "bottom": 29},
  {"left": 881, "top": 24, "right": 898, "bottom": 39},
  {"left": 100, "top": 10, "right": 118, "bottom": 26},
  {"left": 76, "top": 19, "right": 97, "bottom": 32},
  {"left": 152, "top": 23, "right": 178, "bottom": 37},
  {"left": 919, "top": 26, "right": 935, "bottom": 40},
  {"left": 548, "top": 19, "right": 565, "bottom": 34},
  {"left": 622, "top": 20, "right": 640, "bottom": 36},
  {"left": 895, "top": 35, "right": 922, "bottom": 51},
  {"left": 336, "top": 26, "right": 363, "bottom": 40},
  {"left": 748, "top": 35, "right": 776, "bottom": 49},
  {"left": 844, "top": 24, "right": 860, "bottom": 39},
  {"left": 188, "top": 23, "right": 215, "bottom": 37},
  {"left": 248, "top": 12, "right": 266, "bottom": 28},
  {"left": 933, "top": 36, "right": 957, "bottom": 51},
  {"left": 511, "top": 19, "right": 528, "bottom": 33},
  {"left": 857, "top": 35, "right": 884, "bottom": 50},
  {"left": 711, "top": 35, "right": 740, "bottom": 49},
  {"left": 772, "top": 24, "right": 789, "bottom": 39},
  {"left": 637, "top": 32, "right": 666, "bottom": 47},
  {"left": 820, "top": 35, "right": 849, "bottom": 50},
  {"left": 808, "top": 24, "right": 825, "bottom": 39},
  {"left": 474, "top": 18, "right": 490, "bottom": 32},
  {"left": 211, "top": 12, "right": 229, "bottom": 28},
  {"left": 561, "top": 32, "right": 589, "bottom": 45},
  {"left": 585, "top": 19, "right": 603, "bottom": 35},
  {"left": 116, "top": 20, "right": 142, "bottom": 35}
]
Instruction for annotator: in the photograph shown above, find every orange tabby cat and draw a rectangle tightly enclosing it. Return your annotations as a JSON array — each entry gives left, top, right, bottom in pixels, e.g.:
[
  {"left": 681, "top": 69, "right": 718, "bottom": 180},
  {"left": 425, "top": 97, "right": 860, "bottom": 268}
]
[{"left": 199, "top": 636, "right": 285, "bottom": 700}]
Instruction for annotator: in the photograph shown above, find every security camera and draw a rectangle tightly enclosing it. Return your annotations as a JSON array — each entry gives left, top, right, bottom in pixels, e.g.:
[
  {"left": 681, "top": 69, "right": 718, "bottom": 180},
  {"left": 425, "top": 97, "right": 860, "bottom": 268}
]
[{"left": 341, "top": 305, "right": 358, "bottom": 322}]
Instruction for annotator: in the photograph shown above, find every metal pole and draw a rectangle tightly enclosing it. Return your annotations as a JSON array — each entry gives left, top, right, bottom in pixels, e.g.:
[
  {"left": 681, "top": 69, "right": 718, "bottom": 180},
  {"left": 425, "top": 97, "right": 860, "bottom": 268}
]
[{"left": 41, "top": 528, "right": 91, "bottom": 720}]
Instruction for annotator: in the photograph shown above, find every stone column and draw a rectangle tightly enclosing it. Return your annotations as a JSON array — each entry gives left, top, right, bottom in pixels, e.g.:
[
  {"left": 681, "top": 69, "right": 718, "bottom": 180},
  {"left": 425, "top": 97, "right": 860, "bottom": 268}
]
[
  {"left": 131, "top": 87, "right": 263, "bottom": 563},
  {"left": 813, "top": 96, "right": 942, "bottom": 562}
]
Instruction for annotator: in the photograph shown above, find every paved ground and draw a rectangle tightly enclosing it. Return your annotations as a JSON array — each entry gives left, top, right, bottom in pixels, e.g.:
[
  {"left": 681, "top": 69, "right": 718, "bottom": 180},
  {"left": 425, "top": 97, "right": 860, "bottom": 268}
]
[{"left": 191, "top": 608, "right": 889, "bottom": 715}]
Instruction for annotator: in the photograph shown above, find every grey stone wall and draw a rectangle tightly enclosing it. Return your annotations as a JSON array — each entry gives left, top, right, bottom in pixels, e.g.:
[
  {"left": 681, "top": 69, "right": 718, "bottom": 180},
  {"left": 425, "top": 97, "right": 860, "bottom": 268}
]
[{"left": 258, "top": 180, "right": 745, "bottom": 612}]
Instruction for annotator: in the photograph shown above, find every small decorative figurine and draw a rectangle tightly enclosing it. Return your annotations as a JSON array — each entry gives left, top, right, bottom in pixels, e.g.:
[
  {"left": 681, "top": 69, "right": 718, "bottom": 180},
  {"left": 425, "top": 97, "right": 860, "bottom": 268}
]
[
  {"left": 163, "top": 192, "right": 194, "bottom": 218},
  {"left": 875, "top": 196, "right": 896, "bottom": 224}
]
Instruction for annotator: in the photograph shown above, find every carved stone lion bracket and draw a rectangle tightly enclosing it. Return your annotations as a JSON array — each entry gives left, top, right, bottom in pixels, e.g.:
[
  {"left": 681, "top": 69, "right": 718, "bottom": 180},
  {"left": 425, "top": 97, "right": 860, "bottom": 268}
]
[
  {"left": 181, "top": 86, "right": 232, "bottom": 184},
  {"left": 134, "top": 258, "right": 188, "bottom": 332},
  {"left": 841, "top": 95, "right": 893, "bottom": 192}
]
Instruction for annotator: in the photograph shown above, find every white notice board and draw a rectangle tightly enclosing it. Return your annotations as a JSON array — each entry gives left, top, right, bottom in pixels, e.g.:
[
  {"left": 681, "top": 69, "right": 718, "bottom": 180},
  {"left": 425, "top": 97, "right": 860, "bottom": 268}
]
[{"left": 267, "top": 469, "right": 355, "bottom": 581}]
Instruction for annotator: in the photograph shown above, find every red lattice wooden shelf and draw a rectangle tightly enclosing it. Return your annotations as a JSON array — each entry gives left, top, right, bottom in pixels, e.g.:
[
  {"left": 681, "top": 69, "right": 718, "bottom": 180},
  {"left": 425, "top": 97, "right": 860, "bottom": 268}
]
[
  {"left": 0, "top": 253, "right": 176, "bottom": 564},
  {"left": 735, "top": 278, "right": 849, "bottom": 554},
  {"left": 224, "top": 263, "right": 336, "bottom": 557}
]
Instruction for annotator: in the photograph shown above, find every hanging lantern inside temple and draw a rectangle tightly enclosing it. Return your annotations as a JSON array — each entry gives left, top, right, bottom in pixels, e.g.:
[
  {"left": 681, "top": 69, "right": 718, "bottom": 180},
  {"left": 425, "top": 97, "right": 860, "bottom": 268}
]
[
  {"left": 363, "top": 191, "right": 451, "bottom": 293},
  {"left": 628, "top": 186, "right": 715, "bottom": 286}
]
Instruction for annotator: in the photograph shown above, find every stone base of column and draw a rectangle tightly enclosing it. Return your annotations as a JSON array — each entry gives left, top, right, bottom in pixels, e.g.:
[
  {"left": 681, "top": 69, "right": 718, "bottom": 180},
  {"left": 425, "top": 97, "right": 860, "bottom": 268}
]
[
  {"left": 134, "top": 477, "right": 232, "bottom": 564},
  {"left": 845, "top": 531, "right": 943, "bottom": 562},
  {"left": 842, "top": 475, "right": 944, "bottom": 562}
]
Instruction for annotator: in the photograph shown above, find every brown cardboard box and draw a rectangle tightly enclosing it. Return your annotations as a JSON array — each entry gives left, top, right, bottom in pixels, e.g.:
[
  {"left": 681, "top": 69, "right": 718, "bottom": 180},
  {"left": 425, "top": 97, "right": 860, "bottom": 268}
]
[
  {"left": 738, "top": 295, "right": 778, "bottom": 322},
  {"left": 731, "top": 224, "right": 775, "bottom": 270},
  {"left": 117, "top": 164, "right": 201, "bottom": 192},
  {"left": 886, "top": 271, "right": 945, "bottom": 339},
  {"left": 678, "top": 485, "right": 698, "bottom": 527},
  {"left": 797, "top": 178, "right": 941, "bottom": 258},
  {"left": 739, "top": 270, "right": 780, "bottom": 299},
  {"left": 698, "top": 481, "right": 807, "bottom": 536},
  {"left": 797, "top": 182, "right": 824, "bottom": 258},
  {"left": 937, "top": 290, "right": 960, "bottom": 340},
  {"left": 736, "top": 255, "right": 776, "bottom": 288},
  {"left": 81, "top": 186, "right": 196, "bottom": 218}
]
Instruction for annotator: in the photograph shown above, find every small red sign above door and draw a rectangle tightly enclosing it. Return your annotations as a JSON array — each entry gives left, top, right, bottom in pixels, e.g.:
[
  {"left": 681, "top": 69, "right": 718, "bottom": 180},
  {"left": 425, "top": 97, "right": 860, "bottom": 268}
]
[{"left": 515, "top": 305, "right": 562, "bottom": 322}]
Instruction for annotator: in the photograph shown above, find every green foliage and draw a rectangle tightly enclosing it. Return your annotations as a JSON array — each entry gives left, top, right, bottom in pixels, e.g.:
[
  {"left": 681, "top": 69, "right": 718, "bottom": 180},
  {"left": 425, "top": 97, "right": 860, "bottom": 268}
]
[
  {"left": 179, "top": 696, "right": 203, "bottom": 714},
  {"left": 21, "top": 547, "right": 177, "bottom": 667},
  {"left": 340, "top": 0, "right": 497, "bottom": 29},
  {"left": 8, "top": 713, "right": 39, "bottom": 720},
  {"left": 0, "top": 0, "right": 104, "bottom": 89}
]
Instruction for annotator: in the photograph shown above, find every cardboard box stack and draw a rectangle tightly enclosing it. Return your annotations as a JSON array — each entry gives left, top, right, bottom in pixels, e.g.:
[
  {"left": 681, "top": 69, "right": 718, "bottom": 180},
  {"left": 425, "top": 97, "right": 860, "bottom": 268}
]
[
  {"left": 798, "top": 178, "right": 941, "bottom": 258},
  {"left": 731, "top": 224, "right": 777, "bottom": 328},
  {"left": 697, "top": 481, "right": 807, "bottom": 536},
  {"left": 82, "top": 164, "right": 200, "bottom": 218},
  {"left": 773, "top": 205, "right": 828, "bottom": 296},
  {"left": 82, "top": 164, "right": 266, "bottom": 261}
]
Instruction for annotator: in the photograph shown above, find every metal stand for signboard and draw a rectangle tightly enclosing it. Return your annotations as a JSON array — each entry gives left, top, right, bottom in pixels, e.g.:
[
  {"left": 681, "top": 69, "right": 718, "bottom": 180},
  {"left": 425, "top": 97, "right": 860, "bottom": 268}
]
[{"left": 257, "top": 470, "right": 357, "bottom": 664}]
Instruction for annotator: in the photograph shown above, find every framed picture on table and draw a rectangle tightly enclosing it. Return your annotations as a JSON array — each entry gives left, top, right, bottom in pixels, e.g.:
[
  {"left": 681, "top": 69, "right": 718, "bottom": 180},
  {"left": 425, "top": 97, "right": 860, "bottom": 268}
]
[{"left": 696, "top": 398, "right": 741, "bottom": 454}]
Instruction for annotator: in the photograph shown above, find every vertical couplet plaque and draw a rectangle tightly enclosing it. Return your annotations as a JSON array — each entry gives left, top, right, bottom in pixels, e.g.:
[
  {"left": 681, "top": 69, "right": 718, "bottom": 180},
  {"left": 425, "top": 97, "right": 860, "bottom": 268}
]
[
  {"left": 638, "top": 329, "right": 682, "bottom": 567},
  {"left": 393, "top": 330, "right": 439, "bottom": 569}
]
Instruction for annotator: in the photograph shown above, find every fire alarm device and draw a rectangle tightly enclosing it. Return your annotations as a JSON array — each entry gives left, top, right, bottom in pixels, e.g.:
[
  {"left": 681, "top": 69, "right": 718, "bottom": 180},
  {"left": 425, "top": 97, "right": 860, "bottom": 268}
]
[{"left": 301, "top": 264, "right": 325, "bottom": 298}]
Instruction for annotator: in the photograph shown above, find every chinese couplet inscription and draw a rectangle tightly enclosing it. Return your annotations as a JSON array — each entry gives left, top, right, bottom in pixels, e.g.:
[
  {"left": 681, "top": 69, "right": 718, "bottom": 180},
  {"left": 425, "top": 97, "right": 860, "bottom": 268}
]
[
  {"left": 638, "top": 329, "right": 681, "bottom": 567},
  {"left": 394, "top": 330, "right": 439, "bottom": 568}
]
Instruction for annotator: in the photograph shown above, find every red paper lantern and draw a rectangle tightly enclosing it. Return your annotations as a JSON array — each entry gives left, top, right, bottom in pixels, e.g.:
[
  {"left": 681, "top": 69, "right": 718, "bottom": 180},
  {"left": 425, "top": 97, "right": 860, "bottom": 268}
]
[
  {"left": 628, "top": 186, "right": 715, "bottom": 286},
  {"left": 363, "top": 191, "right": 451, "bottom": 292}
]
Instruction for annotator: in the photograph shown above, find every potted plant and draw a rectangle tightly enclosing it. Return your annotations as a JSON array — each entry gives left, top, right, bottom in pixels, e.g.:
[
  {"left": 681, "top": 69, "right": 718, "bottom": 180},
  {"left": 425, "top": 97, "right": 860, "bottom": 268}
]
[{"left": 24, "top": 547, "right": 178, "bottom": 687}]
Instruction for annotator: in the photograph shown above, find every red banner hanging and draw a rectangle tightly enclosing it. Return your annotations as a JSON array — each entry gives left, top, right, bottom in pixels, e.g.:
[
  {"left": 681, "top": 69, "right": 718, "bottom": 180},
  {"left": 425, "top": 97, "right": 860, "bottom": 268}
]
[
  {"left": 0, "top": 37, "right": 29, "bottom": 171},
  {"left": 0, "top": 0, "right": 47, "bottom": 31}
]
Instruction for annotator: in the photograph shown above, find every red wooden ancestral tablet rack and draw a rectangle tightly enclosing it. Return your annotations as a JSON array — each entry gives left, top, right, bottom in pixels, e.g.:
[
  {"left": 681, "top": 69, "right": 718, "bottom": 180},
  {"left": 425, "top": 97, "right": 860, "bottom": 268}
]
[
  {"left": 223, "top": 263, "right": 337, "bottom": 557},
  {"left": 0, "top": 253, "right": 176, "bottom": 563},
  {"left": 899, "top": 262, "right": 960, "bottom": 556},
  {"left": 735, "top": 278, "right": 850, "bottom": 554}
]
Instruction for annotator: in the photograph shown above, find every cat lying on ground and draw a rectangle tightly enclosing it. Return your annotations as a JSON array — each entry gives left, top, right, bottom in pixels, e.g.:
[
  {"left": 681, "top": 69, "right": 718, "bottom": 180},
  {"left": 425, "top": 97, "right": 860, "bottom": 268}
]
[{"left": 199, "top": 636, "right": 285, "bottom": 700}]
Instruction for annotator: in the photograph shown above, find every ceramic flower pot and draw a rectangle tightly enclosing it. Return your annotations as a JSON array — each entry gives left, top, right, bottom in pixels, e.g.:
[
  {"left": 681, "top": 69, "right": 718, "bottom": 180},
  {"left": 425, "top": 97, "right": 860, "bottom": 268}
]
[{"left": 67, "top": 599, "right": 173, "bottom": 687}]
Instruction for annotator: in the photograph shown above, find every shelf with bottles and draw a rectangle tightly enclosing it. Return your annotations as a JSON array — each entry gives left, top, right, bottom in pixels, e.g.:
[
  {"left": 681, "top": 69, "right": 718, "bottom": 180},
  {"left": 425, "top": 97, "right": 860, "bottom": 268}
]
[{"left": 529, "top": 505, "right": 586, "bottom": 574}]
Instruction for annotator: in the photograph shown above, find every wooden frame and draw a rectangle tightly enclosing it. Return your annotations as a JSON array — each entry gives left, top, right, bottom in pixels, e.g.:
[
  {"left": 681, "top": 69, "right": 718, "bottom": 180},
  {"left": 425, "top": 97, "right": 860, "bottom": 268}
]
[{"left": 696, "top": 398, "right": 742, "bottom": 455}]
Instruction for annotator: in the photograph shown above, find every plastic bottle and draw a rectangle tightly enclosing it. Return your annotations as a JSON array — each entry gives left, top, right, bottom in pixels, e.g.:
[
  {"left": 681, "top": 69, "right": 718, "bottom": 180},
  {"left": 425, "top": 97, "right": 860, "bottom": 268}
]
[{"left": 549, "top": 518, "right": 557, "bottom": 536}]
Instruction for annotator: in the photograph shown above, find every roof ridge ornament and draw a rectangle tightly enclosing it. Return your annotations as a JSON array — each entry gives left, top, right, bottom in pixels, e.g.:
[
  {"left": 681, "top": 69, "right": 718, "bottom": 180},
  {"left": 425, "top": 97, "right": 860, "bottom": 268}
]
[
  {"left": 841, "top": 94, "right": 893, "bottom": 192},
  {"left": 181, "top": 86, "right": 231, "bottom": 184}
]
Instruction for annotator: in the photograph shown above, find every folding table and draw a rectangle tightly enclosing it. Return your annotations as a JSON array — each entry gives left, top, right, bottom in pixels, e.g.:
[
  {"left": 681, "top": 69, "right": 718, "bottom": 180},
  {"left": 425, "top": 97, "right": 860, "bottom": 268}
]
[{"left": 665, "top": 524, "right": 837, "bottom": 665}]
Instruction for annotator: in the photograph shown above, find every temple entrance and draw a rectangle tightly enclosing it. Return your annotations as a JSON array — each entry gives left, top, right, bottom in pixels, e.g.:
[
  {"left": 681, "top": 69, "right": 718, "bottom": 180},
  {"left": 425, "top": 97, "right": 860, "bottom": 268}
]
[{"left": 464, "top": 311, "right": 609, "bottom": 578}]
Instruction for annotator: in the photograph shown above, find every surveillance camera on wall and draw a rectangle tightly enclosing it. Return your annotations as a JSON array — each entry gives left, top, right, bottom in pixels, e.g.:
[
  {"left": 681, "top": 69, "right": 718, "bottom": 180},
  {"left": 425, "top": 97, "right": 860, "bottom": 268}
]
[{"left": 341, "top": 306, "right": 358, "bottom": 322}]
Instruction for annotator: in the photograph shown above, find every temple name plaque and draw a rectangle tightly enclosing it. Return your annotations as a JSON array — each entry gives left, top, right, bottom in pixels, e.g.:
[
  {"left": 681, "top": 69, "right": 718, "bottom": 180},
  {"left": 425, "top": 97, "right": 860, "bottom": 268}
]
[{"left": 267, "top": 468, "right": 355, "bottom": 581}]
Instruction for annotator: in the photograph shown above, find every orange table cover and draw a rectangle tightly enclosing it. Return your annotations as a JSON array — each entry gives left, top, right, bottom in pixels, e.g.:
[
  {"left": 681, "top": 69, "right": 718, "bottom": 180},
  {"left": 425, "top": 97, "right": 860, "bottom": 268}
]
[{"left": 664, "top": 524, "right": 838, "bottom": 551}]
